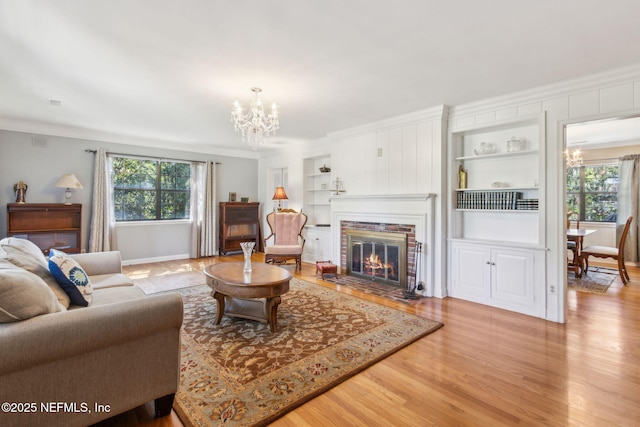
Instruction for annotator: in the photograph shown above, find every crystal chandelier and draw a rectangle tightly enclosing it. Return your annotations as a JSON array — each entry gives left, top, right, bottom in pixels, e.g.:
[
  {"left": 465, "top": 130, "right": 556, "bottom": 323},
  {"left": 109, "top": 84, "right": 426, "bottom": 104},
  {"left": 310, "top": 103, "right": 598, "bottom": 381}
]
[
  {"left": 565, "top": 148, "right": 583, "bottom": 167},
  {"left": 231, "top": 87, "right": 279, "bottom": 150}
]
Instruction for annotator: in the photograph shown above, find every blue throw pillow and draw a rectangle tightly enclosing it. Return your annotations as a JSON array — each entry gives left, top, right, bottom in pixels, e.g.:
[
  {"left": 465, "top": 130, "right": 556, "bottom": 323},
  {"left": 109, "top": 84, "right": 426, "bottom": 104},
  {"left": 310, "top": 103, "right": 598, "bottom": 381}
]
[{"left": 48, "top": 249, "right": 93, "bottom": 306}]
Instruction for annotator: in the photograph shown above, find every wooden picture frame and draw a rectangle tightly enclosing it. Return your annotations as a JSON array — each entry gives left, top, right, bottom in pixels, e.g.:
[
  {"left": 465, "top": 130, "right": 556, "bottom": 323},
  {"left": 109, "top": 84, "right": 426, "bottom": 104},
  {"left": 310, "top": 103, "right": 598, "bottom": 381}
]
[{"left": 229, "top": 192, "right": 237, "bottom": 202}]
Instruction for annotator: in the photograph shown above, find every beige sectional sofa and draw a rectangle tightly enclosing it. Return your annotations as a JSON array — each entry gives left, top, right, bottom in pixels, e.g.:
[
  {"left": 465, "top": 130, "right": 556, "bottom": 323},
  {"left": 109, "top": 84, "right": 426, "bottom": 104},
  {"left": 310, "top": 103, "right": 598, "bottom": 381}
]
[{"left": 0, "top": 237, "right": 183, "bottom": 427}]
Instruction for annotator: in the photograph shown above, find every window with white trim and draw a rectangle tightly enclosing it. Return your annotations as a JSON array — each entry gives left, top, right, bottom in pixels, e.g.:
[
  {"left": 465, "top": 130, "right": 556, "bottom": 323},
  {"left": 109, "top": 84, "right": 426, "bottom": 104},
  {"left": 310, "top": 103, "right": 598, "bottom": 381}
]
[{"left": 111, "top": 157, "right": 191, "bottom": 221}]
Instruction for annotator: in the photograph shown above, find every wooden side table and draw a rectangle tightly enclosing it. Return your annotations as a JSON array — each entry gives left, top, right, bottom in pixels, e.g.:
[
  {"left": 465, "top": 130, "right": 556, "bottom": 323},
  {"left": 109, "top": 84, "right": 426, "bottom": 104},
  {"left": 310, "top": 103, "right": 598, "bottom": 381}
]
[{"left": 203, "top": 262, "right": 291, "bottom": 332}]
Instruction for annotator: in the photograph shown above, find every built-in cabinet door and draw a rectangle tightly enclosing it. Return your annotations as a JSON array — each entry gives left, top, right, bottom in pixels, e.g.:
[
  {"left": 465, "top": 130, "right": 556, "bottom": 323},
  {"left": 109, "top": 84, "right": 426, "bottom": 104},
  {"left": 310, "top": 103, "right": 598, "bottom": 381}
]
[
  {"left": 451, "top": 243, "right": 491, "bottom": 298},
  {"left": 451, "top": 241, "right": 541, "bottom": 316},
  {"left": 303, "top": 229, "right": 319, "bottom": 262},
  {"left": 302, "top": 227, "right": 331, "bottom": 263},
  {"left": 491, "top": 248, "right": 534, "bottom": 308}
]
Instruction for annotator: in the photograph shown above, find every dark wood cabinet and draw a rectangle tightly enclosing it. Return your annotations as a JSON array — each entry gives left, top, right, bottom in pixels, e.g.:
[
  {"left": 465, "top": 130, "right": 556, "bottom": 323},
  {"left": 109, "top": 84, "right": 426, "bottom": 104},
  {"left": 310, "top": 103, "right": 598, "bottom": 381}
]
[
  {"left": 6, "top": 203, "right": 82, "bottom": 254},
  {"left": 219, "top": 202, "right": 261, "bottom": 255}
]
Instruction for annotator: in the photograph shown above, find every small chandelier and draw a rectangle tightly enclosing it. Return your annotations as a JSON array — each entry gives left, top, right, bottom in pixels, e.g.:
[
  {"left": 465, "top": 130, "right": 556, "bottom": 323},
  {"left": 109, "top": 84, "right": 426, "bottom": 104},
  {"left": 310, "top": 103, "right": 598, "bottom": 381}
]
[
  {"left": 565, "top": 148, "right": 583, "bottom": 168},
  {"left": 231, "top": 87, "right": 279, "bottom": 150}
]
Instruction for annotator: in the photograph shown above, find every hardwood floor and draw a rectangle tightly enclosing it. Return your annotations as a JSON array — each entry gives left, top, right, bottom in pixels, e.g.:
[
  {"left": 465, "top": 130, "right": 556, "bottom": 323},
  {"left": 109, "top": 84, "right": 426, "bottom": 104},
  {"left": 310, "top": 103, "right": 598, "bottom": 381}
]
[{"left": 97, "top": 255, "right": 640, "bottom": 426}]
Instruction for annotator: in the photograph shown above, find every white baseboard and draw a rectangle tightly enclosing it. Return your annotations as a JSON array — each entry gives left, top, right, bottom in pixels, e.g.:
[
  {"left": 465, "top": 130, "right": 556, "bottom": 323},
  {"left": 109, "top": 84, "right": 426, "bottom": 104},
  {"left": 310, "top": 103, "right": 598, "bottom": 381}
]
[{"left": 121, "top": 253, "right": 191, "bottom": 266}]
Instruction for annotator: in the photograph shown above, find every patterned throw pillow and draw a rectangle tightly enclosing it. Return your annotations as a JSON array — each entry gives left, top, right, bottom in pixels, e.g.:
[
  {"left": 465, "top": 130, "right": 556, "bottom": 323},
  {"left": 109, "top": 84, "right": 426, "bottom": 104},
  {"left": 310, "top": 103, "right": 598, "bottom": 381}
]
[{"left": 48, "top": 249, "right": 93, "bottom": 307}]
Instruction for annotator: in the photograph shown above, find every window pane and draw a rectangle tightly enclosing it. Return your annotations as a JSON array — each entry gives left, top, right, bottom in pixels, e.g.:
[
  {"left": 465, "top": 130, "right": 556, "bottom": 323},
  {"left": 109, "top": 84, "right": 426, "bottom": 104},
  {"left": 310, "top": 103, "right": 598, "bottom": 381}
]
[
  {"left": 583, "top": 165, "right": 618, "bottom": 192},
  {"left": 584, "top": 193, "right": 617, "bottom": 222},
  {"left": 566, "top": 164, "right": 618, "bottom": 222},
  {"left": 566, "top": 167, "right": 580, "bottom": 192},
  {"left": 112, "top": 157, "right": 191, "bottom": 221},
  {"left": 566, "top": 193, "right": 579, "bottom": 216}
]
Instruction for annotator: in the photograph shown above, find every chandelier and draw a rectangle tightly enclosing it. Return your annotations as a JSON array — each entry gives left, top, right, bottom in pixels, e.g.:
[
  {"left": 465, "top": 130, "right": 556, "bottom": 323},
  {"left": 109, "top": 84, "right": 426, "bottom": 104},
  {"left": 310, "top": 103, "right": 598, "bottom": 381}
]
[
  {"left": 565, "top": 148, "right": 583, "bottom": 167},
  {"left": 231, "top": 87, "right": 279, "bottom": 150}
]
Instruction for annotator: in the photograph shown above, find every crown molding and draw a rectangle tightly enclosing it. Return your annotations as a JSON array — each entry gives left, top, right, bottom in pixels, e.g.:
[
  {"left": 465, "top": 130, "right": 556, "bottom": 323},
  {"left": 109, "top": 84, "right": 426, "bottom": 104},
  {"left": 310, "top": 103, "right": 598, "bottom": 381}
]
[
  {"left": 449, "top": 63, "right": 640, "bottom": 118},
  {"left": 0, "top": 117, "right": 261, "bottom": 159},
  {"left": 327, "top": 105, "right": 448, "bottom": 139}
]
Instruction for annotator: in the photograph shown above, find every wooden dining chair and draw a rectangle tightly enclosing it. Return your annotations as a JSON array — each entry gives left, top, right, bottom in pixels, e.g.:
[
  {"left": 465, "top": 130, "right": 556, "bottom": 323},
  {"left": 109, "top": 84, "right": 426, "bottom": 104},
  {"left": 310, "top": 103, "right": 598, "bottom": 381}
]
[
  {"left": 566, "top": 212, "right": 579, "bottom": 266},
  {"left": 580, "top": 216, "right": 633, "bottom": 285}
]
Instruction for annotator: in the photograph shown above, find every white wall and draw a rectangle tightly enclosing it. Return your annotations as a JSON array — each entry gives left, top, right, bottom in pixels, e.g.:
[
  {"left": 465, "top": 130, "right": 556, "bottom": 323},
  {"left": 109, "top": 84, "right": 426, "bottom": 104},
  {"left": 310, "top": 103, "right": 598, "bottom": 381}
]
[{"left": 0, "top": 130, "right": 259, "bottom": 263}]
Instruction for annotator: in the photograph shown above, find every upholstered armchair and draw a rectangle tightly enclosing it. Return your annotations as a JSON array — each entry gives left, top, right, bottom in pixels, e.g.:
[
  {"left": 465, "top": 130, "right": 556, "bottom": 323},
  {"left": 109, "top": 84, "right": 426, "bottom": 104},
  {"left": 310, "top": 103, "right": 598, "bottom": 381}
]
[{"left": 264, "top": 211, "right": 308, "bottom": 271}]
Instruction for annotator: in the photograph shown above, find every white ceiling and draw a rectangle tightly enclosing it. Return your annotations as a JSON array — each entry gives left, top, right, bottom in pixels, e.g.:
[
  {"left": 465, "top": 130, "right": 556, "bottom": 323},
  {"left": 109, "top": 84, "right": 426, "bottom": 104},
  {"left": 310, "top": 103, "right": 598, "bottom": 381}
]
[{"left": 1, "top": 0, "right": 640, "bottom": 155}]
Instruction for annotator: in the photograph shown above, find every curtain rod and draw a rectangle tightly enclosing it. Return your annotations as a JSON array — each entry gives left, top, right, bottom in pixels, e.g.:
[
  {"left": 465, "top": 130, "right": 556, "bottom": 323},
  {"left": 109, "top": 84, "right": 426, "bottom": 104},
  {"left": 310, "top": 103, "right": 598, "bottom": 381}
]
[{"left": 84, "top": 149, "right": 221, "bottom": 165}]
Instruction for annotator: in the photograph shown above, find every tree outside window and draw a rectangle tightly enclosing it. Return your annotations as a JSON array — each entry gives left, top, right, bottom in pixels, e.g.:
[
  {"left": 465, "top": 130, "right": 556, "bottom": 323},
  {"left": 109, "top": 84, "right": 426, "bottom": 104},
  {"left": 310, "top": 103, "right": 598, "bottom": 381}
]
[
  {"left": 112, "top": 157, "right": 191, "bottom": 221},
  {"left": 566, "top": 164, "right": 618, "bottom": 222}
]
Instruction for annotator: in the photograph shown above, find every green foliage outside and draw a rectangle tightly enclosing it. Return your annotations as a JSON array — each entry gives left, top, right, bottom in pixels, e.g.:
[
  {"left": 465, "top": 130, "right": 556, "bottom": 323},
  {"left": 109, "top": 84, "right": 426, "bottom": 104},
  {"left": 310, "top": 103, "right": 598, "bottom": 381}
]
[
  {"left": 566, "top": 164, "right": 618, "bottom": 222},
  {"left": 112, "top": 158, "right": 191, "bottom": 221}
]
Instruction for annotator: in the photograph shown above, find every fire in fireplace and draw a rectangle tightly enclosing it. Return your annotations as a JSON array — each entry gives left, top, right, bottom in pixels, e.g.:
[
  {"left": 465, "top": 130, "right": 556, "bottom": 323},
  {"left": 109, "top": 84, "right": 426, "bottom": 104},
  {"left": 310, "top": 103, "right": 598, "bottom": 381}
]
[{"left": 346, "top": 229, "right": 407, "bottom": 286}]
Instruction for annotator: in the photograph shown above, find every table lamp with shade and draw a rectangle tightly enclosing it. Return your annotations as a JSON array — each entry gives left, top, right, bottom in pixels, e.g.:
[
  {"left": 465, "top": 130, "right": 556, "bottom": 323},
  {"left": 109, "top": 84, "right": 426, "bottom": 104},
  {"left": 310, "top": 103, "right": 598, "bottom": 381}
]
[
  {"left": 55, "top": 174, "right": 83, "bottom": 205},
  {"left": 272, "top": 186, "right": 288, "bottom": 210}
]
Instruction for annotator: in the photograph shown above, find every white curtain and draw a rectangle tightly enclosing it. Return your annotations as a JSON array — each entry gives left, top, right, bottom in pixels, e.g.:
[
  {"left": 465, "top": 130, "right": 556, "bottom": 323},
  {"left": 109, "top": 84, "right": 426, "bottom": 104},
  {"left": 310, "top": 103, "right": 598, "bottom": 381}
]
[
  {"left": 618, "top": 155, "right": 639, "bottom": 262},
  {"left": 88, "top": 149, "right": 117, "bottom": 252},
  {"left": 190, "top": 161, "right": 217, "bottom": 257}
]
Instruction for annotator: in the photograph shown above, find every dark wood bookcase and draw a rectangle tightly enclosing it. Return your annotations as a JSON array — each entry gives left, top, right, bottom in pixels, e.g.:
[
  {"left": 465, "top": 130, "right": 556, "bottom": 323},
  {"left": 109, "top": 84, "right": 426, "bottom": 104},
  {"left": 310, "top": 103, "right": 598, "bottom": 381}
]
[
  {"left": 6, "top": 203, "right": 82, "bottom": 254},
  {"left": 219, "top": 202, "right": 261, "bottom": 255}
]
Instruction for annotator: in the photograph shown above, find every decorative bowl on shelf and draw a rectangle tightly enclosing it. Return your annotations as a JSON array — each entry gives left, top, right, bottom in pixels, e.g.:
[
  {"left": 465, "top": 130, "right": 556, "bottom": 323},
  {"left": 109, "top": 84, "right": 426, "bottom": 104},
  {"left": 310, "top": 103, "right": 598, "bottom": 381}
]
[
  {"left": 473, "top": 142, "right": 498, "bottom": 156},
  {"left": 491, "top": 182, "right": 509, "bottom": 188},
  {"left": 319, "top": 164, "right": 331, "bottom": 173},
  {"left": 507, "top": 137, "right": 526, "bottom": 152}
]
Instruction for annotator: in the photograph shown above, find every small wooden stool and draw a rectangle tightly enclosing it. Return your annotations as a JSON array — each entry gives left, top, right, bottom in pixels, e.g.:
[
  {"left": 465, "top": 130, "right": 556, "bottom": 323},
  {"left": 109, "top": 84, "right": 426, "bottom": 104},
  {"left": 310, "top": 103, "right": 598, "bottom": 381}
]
[{"left": 316, "top": 260, "right": 338, "bottom": 279}]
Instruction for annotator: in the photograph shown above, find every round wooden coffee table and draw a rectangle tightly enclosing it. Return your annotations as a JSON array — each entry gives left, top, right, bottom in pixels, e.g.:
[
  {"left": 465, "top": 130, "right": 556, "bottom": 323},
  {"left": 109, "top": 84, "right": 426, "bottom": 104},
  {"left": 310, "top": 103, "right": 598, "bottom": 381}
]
[{"left": 203, "top": 262, "right": 292, "bottom": 332}]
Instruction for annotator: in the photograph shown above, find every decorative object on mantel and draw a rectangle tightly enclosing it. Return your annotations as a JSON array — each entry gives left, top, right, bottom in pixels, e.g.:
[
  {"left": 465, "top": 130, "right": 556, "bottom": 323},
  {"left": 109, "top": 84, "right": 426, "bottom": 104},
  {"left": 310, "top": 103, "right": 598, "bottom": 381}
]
[
  {"left": 13, "top": 181, "right": 27, "bottom": 204},
  {"left": 319, "top": 164, "right": 331, "bottom": 173},
  {"left": 458, "top": 164, "right": 467, "bottom": 189},
  {"left": 231, "top": 87, "right": 279, "bottom": 150},
  {"left": 565, "top": 148, "right": 583, "bottom": 167},
  {"left": 330, "top": 177, "right": 346, "bottom": 195},
  {"left": 55, "top": 174, "right": 82, "bottom": 205}
]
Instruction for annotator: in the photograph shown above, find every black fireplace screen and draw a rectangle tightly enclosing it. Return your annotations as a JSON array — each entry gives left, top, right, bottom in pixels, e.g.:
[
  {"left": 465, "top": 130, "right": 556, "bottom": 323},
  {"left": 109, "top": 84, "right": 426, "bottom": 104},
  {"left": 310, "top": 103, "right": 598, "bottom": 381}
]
[{"left": 346, "top": 230, "right": 407, "bottom": 286}]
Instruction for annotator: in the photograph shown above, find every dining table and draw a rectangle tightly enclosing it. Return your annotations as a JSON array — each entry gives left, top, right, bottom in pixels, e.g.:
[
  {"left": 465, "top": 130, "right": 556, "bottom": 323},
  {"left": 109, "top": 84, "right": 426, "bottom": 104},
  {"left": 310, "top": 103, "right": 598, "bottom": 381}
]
[{"left": 567, "top": 228, "right": 597, "bottom": 277}]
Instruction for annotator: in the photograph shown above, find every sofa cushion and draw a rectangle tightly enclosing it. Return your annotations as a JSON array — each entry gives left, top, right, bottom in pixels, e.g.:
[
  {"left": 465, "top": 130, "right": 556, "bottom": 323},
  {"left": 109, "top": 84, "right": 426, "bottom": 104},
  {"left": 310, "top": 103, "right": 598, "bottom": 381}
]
[
  {"left": 0, "top": 264, "right": 65, "bottom": 323},
  {"left": 1, "top": 250, "right": 71, "bottom": 308},
  {"left": 89, "top": 273, "right": 135, "bottom": 290},
  {"left": 0, "top": 237, "right": 48, "bottom": 267},
  {"left": 49, "top": 249, "right": 93, "bottom": 307},
  {"left": 84, "top": 285, "right": 147, "bottom": 307}
]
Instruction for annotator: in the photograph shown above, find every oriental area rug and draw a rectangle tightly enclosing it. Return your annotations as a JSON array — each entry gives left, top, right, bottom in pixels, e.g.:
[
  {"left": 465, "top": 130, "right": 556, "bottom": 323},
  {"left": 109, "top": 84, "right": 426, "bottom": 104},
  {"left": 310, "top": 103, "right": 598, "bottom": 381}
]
[
  {"left": 172, "top": 279, "right": 442, "bottom": 426},
  {"left": 567, "top": 269, "right": 616, "bottom": 294}
]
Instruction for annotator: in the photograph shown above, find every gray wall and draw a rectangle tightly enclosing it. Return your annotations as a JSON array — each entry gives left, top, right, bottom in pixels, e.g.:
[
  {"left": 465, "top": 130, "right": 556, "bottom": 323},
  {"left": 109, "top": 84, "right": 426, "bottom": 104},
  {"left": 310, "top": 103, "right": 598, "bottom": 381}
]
[{"left": 0, "top": 130, "right": 259, "bottom": 262}]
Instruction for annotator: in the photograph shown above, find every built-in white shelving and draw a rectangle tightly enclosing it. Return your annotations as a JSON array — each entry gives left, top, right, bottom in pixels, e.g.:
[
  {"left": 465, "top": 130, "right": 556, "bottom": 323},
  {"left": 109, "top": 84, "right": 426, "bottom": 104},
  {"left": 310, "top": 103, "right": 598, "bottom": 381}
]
[
  {"left": 303, "top": 155, "right": 332, "bottom": 226},
  {"left": 448, "top": 113, "right": 546, "bottom": 318}
]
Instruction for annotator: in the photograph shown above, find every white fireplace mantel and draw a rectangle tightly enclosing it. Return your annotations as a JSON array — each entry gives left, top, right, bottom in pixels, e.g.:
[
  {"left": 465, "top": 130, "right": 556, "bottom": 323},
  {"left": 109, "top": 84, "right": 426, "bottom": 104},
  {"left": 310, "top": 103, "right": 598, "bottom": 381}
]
[
  {"left": 329, "top": 193, "right": 433, "bottom": 202},
  {"left": 329, "top": 193, "right": 437, "bottom": 297}
]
